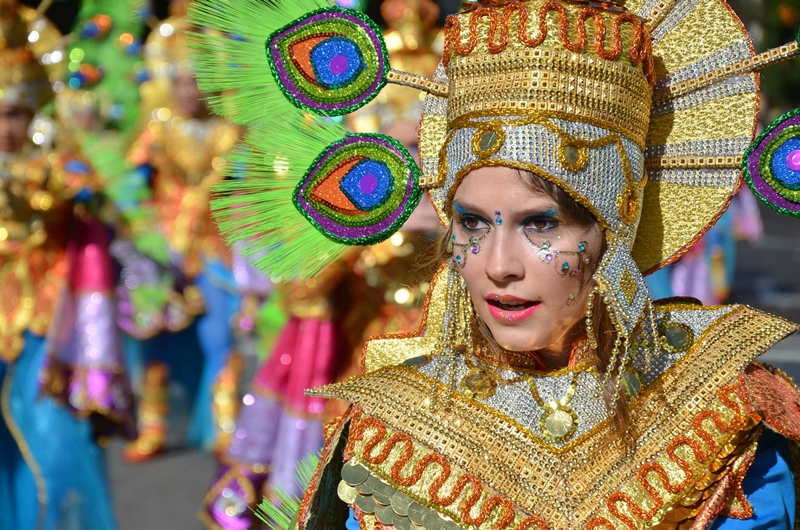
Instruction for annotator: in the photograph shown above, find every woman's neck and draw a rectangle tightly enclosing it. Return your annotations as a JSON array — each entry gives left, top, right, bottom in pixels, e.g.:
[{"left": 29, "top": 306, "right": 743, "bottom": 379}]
[{"left": 473, "top": 328, "right": 590, "bottom": 372}]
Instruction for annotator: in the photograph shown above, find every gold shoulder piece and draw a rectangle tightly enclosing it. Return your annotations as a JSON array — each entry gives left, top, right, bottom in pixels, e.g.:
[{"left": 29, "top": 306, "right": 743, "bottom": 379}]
[
  {"left": 361, "top": 263, "right": 452, "bottom": 374},
  {"left": 671, "top": 304, "right": 797, "bottom": 368}
]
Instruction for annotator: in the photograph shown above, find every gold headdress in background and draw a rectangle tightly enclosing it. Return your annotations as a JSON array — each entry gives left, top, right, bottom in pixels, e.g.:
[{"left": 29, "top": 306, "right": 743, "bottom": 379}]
[
  {"left": 0, "top": 1, "right": 62, "bottom": 111},
  {"left": 348, "top": 0, "right": 443, "bottom": 135}
]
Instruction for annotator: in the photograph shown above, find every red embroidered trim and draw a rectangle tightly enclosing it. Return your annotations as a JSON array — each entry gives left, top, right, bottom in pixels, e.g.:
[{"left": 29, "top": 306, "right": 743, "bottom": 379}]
[
  {"left": 691, "top": 472, "right": 734, "bottom": 530},
  {"left": 720, "top": 452, "right": 756, "bottom": 520},
  {"left": 442, "top": 1, "right": 654, "bottom": 84},
  {"left": 587, "top": 384, "right": 747, "bottom": 529},
  {"left": 297, "top": 408, "right": 353, "bottom": 530},
  {"left": 349, "top": 414, "right": 546, "bottom": 530}
]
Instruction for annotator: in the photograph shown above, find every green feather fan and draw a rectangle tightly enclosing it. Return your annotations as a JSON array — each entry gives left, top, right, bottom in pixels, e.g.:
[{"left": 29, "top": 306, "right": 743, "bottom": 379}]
[
  {"left": 254, "top": 452, "right": 321, "bottom": 530},
  {"left": 212, "top": 111, "right": 351, "bottom": 280},
  {"left": 194, "top": 0, "right": 423, "bottom": 280},
  {"left": 187, "top": 0, "right": 330, "bottom": 126}
]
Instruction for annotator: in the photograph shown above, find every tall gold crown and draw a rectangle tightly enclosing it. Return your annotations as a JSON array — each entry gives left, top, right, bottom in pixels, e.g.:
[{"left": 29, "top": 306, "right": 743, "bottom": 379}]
[
  {"left": 443, "top": 0, "right": 654, "bottom": 146},
  {"left": 422, "top": 0, "right": 657, "bottom": 249}
]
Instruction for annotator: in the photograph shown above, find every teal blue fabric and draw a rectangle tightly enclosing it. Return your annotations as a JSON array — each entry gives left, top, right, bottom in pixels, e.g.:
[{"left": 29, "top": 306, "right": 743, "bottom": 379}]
[
  {"left": 711, "top": 429, "right": 794, "bottom": 529},
  {"left": 0, "top": 331, "right": 119, "bottom": 530},
  {"left": 187, "top": 260, "right": 241, "bottom": 450}
]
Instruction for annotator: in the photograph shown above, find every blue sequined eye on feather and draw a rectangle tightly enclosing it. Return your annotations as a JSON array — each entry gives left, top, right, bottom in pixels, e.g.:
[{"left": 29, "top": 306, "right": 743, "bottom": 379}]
[
  {"left": 293, "top": 134, "right": 422, "bottom": 245},
  {"left": 267, "top": 7, "right": 389, "bottom": 116}
]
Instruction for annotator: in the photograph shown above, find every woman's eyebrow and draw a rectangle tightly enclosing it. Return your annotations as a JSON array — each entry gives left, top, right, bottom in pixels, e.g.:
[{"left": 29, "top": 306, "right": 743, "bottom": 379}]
[
  {"left": 518, "top": 208, "right": 561, "bottom": 219},
  {"left": 453, "top": 202, "right": 483, "bottom": 215}
]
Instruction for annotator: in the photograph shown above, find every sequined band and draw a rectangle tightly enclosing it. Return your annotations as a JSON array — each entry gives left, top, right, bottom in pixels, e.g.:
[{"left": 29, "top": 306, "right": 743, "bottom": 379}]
[
  {"left": 647, "top": 0, "right": 702, "bottom": 42},
  {"left": 446, "top": 47, "right": 652, "bottom": 148},
  {"left": 387, "top": 70, "right": 448, "bottom": 97},
  {"left": 640, "top": 0, "right": 679, "bottom": 31},
  {"left": 653, "top": 41, "right": 800, "bottom": 103},
  {"left": 644, "top": 155, "right": 743, "bottom": 170}
]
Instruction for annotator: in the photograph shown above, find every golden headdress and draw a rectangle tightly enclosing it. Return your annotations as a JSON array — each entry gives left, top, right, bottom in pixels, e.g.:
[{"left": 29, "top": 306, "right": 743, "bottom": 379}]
[
  {"left": 418, "top": 0, "right": 762, "bottom": 339},
  {"left": 0, "top": 2, "right": 62, "bottom": 110},
  {"left": 187, "top": 0, "right": 799, "bottom": 343},
  {"left": 144, "top": 0, "right": 194, "bottom": 79}
]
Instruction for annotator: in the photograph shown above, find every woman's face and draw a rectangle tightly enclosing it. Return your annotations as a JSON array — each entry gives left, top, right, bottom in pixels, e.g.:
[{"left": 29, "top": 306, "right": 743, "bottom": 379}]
[
  {"left": 0, "top": 103, "right": 32, "bottom": 154},
  {"left": 451, "top": 166, "right": 603, "bottom": 361}
]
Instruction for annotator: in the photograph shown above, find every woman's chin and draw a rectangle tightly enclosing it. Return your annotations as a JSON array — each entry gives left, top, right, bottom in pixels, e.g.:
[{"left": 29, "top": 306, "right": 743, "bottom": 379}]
[{"left": 492, "top": 331, "right": 544, "bottom": 353}]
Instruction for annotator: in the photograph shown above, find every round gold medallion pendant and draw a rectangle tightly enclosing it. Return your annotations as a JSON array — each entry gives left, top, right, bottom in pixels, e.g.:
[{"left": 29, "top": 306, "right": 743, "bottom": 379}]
[
  {"left": 460, "top": 368, "right": 497, "bottom": 399},
  {"left": 539, "top": 403, "right": 578, "bottom": 442}
]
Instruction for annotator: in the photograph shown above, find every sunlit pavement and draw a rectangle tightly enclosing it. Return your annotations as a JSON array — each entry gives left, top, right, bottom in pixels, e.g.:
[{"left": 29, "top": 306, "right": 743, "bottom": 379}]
[
  {"left": 110, "top": 348, "right": 261, "bottom": 530},
  {"left": 109, "top": 440, "right": 215, "bottom": 530},
  {"left": 109, "top": 203, "right": 799, "bottom": 530}
]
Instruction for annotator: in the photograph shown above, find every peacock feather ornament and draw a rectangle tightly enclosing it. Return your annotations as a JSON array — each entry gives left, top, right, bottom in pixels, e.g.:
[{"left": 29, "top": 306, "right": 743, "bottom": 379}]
[
  {"left": 189, "top": 0, "right": 800, "bottom": 285},
  {"left": 189, "top": 0, "right": 439, "bottom": 278},
  {"left": 743, "top": 106, "right": 800, "bottom": 218}
]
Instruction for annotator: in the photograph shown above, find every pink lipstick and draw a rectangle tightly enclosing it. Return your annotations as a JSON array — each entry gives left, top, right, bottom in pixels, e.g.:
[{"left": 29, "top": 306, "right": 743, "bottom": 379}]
[{"left": 485, "top": 294, "right": 541, "bottom": 323}]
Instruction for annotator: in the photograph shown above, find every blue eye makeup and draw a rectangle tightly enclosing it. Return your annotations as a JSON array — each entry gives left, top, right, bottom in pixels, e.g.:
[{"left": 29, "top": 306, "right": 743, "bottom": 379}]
[
  {"left": 522, "top": 209, "right": 561, "bottom": 233},
  {"left": 453, "top": 203, "right": 490, "bottom": 234}
]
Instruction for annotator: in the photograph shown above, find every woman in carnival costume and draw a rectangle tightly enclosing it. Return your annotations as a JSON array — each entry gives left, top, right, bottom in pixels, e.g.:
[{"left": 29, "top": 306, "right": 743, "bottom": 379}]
[
  {"left": 120, "top": 0, "right": 251, "bottom": 462},
  {"left": 190, "top": 0, "right": 800, "bottom": 527},
  {"left": 198, "top": 2, "right": 442, "bottom": 527},
  {"left": 0, "top": 1, "right": 134, "bottom": 529}
]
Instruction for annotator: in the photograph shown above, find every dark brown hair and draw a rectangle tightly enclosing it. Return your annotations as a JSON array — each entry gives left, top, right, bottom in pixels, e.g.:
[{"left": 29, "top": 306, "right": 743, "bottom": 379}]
[{"left": 438, "top": 169, "right": 630, "bottom": 431}]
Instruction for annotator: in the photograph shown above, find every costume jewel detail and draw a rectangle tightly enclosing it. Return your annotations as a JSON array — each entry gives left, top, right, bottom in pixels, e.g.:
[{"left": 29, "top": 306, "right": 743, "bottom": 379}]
[
  {"left": 294, "top": 133, "right": 423, "bottom": 245},
  {"left": 743, "top": 107, "right": 800, "bottom": 218},
  {"left": 268, "top": 6, "right": 390, "bottom": 116}
]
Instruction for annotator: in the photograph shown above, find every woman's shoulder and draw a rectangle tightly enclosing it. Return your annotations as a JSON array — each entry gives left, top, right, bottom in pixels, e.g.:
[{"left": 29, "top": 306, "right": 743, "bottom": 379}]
[
  {"left": 631, "top": 298, "right": 797, "bottom": 389},
  {"left": 634, "top": 297, "right": 800, "bottom": 439}
]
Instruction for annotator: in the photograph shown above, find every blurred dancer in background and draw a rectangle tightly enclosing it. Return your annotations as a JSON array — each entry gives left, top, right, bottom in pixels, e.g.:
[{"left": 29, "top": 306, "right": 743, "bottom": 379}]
[
  {"left": 120, "top": 0, "right": 246, "bottom": 462},
  {"left": 0, "top": 1, "right": 134, "bottom": 528},
  {"left": 645, "top": 190, "right": 764, "bottom": 304},
  {"left": 198, "top": 1, "right": 442, "bottom": 527}
]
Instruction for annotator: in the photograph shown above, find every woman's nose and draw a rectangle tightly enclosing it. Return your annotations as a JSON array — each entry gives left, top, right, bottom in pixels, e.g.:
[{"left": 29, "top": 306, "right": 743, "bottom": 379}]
[{"left": 484, "top": 231, "right": 525, "bottom": 283}]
